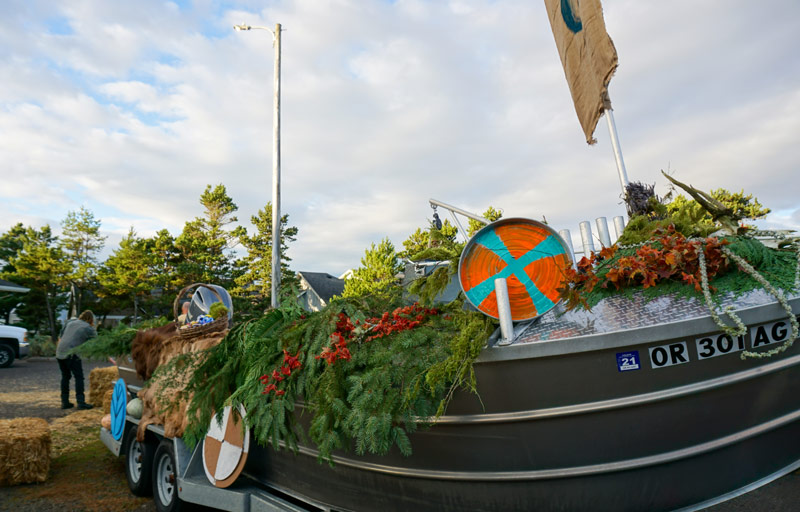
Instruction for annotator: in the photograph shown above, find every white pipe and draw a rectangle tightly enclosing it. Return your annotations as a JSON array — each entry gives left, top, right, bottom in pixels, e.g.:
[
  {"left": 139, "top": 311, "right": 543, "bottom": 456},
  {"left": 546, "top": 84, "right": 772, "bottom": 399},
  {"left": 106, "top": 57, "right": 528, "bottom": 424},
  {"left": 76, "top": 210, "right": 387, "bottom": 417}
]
[
  {"left": 605, "top": 108, "right": 629, "bottom": 197},
  {"left": 429, "top": 198, "right": 489, "bottom": 225},
  {"left": 495, "top": 278, "right": 514, "bottom": 346},
  {"left": 595, "top": 217, "right": 612, "bottom": 248},
  {"left": 558, "top": 229, "right": 576, "bottom": 267},
  {"left": 579, "top": 221, "right": 595, "bottom": 257},
  {"left": 613, "top": 216, "right": 626, "bottom": 241}
]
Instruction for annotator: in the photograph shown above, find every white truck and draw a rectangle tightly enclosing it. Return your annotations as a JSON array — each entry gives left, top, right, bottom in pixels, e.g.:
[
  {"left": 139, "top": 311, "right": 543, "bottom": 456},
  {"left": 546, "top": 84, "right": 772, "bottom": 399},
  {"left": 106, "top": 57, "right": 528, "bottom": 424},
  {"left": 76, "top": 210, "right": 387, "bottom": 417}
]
[{"left": 0, "top": 324, "right": 29, "bottom": 368}]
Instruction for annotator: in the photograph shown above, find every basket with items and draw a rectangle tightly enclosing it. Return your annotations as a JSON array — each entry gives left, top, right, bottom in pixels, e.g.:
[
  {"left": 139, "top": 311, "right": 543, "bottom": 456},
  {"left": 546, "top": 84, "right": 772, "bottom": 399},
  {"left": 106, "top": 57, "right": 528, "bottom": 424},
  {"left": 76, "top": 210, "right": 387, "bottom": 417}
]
[{"left": 175, "top": 283, "right": 232, "bottom": 340}]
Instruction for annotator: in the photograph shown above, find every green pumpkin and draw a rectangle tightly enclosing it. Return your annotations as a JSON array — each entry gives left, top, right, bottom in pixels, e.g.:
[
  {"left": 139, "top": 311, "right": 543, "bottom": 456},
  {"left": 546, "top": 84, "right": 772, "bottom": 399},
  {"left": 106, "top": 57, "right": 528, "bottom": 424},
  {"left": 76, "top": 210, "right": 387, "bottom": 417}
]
[{"left": 126, "top": 397, "right": 143, "bottom": 419}]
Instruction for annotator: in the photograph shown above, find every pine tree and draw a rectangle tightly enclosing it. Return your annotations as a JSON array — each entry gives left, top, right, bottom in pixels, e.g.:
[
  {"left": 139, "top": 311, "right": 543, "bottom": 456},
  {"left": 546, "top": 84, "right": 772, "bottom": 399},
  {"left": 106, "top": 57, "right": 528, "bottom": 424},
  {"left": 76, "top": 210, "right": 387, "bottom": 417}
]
[
  {"left": 467, "top": 206, "right": 503, "bottom": 237},
  {"left": 98, "top": 228, "right": 154, "bottom": 322},
  {"left": 61, "top": 207, "right": 106, "bottom": 316},
  {"left": 0, "top": 223, "right": 27, "bottom": 324},
  {"left": 10, "top": 226, "right": 71, "bottom": 339},
  {"left": 342, "top": 238, "right": 403, "bottom": 298},
  {"left": 175, "top": 184, "right": 245, "bottom": 286},
  {"left": 234, "top": 203, "right": 298, "bottom": 304}
]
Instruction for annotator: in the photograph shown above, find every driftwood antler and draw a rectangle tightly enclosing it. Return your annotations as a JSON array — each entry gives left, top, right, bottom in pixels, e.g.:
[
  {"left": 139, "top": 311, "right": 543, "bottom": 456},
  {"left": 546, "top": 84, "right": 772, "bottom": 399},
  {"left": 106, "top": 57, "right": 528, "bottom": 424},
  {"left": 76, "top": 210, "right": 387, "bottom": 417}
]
[{"left": 661, "top": 170, "right": 742, "bottom": 235}]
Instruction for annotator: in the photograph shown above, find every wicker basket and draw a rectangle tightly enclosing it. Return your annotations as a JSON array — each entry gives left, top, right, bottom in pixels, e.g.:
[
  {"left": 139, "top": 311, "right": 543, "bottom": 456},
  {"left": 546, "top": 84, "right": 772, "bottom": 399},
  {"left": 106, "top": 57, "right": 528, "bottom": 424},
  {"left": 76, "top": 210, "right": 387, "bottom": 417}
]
[{"left": 174, "top": 283, "right": 230, "bottom": 340}]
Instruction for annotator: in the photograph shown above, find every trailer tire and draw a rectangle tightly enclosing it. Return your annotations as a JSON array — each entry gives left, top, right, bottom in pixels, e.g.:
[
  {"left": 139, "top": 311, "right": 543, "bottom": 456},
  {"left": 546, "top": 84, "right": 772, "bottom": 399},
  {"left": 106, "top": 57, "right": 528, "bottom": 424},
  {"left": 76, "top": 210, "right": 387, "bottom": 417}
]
[
  {"left": 124, "top": 425, "right": 154, "bottom": 496},
  {"left": 153, "top": 439, "right": 183, "bottom": 512}
]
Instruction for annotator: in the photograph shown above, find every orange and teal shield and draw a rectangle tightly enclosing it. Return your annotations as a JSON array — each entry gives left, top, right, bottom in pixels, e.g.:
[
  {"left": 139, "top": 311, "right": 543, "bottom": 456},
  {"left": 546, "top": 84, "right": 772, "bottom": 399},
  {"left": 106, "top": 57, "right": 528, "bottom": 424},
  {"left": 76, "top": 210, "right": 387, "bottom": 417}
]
[{"left": 459, "top": 218, "right": 571, "bottom": 321}]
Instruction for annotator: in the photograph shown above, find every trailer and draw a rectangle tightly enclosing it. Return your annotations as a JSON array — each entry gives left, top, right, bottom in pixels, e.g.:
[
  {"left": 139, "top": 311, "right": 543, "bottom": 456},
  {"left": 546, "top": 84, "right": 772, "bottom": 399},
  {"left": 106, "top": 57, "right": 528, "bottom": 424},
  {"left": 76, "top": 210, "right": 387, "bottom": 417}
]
[{"left": 100, "top": 376, "right": 329, "bottom": 512}]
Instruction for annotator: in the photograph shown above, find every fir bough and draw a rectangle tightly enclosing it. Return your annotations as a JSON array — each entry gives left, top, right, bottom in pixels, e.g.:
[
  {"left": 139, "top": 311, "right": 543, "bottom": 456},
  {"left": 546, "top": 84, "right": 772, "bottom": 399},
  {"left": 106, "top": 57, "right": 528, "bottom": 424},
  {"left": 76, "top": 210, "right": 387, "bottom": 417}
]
[
  {"left": 178, "top": 295, "right": 494, "bottom": 463},
  {"left": 73, "top": 317, "right": 170, "bottom": 360}
]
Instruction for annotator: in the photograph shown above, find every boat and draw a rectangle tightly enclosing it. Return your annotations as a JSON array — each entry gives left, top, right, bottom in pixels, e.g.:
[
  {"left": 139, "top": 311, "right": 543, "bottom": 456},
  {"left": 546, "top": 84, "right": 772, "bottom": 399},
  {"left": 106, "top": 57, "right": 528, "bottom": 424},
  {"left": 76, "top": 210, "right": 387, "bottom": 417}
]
[{"left": 231, "top": 285, "right": 800, "bottom": 511}]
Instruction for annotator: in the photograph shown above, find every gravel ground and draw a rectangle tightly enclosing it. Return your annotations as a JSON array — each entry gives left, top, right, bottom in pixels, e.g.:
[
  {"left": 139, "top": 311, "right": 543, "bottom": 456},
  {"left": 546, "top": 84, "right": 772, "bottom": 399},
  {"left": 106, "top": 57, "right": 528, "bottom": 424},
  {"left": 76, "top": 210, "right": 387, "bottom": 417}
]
[
  {"left": 3, "top": 357, "right": 798, "bottom": 511},
  {"left": 0, "top": 358, "right": 110, "bottom": 421}
]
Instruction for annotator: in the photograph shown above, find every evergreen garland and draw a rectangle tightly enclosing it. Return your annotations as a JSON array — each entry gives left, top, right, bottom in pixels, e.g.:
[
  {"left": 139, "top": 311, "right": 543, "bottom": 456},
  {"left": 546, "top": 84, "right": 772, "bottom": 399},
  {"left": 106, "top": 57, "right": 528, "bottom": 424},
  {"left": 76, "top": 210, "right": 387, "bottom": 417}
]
[
  {"left": 74, "top": 317, "right": 170, "bottom": 359},
  {"left": 175, "top": 293, "right": 494, "bottom": 464}
]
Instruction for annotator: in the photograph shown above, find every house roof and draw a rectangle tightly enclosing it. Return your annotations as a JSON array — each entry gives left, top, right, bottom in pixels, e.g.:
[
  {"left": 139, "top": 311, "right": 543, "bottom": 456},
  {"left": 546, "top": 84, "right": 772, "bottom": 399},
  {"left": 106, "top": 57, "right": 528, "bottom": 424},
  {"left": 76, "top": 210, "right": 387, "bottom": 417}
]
[
  {"left": 298, "top": 272, "right": 345, "bottom": 303},
  {"left": 0, "top": 279, "right": 29, "bottom": 293}
]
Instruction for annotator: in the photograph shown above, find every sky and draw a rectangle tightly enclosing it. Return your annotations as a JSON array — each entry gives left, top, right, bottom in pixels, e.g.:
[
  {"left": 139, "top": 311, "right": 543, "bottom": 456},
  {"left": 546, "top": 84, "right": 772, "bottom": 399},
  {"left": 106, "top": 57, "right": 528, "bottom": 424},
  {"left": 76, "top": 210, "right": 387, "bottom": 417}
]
[{"left": 1, "top": 0, "right": 799, "bottom": 276}]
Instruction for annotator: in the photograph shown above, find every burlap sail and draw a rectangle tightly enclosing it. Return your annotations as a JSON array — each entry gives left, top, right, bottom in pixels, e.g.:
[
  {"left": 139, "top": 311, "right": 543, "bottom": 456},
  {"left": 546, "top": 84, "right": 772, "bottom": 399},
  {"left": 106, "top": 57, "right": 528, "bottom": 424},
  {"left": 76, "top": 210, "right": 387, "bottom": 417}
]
[{"left": 545, "top": 0, "right": 618, "bottom": 144}]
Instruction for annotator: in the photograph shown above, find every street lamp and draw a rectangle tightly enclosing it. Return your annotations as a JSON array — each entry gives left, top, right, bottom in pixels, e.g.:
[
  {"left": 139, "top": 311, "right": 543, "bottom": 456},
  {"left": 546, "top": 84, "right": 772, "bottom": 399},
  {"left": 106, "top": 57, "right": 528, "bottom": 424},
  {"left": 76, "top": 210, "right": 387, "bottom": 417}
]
[{"left": 234, "top": 22, "right": 283, "bottom": 309}]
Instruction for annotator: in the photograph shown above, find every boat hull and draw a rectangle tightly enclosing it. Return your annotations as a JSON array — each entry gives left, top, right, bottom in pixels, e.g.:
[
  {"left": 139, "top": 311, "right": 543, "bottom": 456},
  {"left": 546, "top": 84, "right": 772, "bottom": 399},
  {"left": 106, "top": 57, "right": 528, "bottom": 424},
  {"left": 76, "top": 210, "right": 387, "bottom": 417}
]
[{"left": 242, "top": 295, "right": 800, "bottom": 511}]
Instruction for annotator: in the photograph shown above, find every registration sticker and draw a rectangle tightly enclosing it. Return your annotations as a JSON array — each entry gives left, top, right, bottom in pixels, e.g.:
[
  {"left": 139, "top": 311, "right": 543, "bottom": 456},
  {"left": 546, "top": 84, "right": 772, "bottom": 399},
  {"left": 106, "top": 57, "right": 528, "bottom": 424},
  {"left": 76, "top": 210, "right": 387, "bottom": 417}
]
[{"left": 616, "top": 351, "right": 641, "bottom": 372}]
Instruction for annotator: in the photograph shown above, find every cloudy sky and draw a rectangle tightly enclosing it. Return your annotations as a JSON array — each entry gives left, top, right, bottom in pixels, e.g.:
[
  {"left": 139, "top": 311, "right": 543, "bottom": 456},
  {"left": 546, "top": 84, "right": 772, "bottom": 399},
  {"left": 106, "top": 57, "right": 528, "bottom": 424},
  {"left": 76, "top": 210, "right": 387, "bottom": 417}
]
[{"left": 1, "top": 0, "right": 798, "bottom": 275}]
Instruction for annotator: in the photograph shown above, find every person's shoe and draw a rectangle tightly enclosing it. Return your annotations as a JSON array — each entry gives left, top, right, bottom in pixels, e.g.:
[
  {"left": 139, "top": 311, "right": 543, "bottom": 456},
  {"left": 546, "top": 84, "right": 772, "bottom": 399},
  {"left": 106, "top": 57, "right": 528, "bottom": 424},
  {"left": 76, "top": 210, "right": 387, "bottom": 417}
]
[
  {"left": 77, "top": 403, "right": 94, "bottom": 410},
  {"left": 61, "top": 402, "right": 75, "bottom": 409}
]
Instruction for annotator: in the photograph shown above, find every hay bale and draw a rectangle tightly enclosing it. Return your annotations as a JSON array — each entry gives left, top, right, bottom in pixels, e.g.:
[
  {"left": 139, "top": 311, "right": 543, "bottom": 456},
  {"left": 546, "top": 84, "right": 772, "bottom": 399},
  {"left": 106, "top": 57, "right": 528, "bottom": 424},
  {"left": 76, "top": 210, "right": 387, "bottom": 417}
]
[
  {"left": 0, "top": 418, "right": 51, "bottom": 486},
  {"left": 88, "top": 366, "right": 119, "bottom": 407},
  {"left": 102, "top": 388, "right": 114, "bottom": 414}
]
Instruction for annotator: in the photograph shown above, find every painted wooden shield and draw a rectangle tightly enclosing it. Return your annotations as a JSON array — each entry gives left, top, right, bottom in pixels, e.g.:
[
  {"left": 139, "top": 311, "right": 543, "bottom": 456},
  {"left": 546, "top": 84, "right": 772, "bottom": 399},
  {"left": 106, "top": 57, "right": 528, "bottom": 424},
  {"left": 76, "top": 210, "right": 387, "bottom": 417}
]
[
  {"left": 459, "top": 218, "right": 571, "bottom": 321},
  {"left": 110, "top": 378, "right": 127, "bottom": 441},
  {"left": 202, "top": 404, "right": 250, "bottom": 488}
]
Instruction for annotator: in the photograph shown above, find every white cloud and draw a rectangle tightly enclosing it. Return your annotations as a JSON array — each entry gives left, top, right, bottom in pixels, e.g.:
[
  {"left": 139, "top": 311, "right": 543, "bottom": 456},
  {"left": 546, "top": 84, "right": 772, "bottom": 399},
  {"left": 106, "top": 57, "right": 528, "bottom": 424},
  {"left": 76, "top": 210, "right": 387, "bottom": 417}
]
[{"left": 0, "top": 0, "right": 798, "bottom": 278}]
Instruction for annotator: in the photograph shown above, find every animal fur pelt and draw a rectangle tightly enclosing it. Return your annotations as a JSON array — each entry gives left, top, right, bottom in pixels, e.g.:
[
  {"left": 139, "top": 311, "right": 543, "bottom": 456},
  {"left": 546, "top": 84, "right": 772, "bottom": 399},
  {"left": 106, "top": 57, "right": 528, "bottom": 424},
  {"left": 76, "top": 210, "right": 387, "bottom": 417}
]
[{"left": 130, "top": 322, "right": 178, "bottom": 380}]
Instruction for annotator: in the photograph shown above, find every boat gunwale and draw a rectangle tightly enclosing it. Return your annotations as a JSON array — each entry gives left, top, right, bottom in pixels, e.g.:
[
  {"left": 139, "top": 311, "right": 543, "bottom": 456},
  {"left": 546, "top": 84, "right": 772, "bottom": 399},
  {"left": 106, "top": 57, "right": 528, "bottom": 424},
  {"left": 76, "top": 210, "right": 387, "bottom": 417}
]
[
  {"left": 429, "top": 351, "right": 800, "bottom": 424},
  {"left": 478, "top": 295, "right": 799, "bottom": 363}
]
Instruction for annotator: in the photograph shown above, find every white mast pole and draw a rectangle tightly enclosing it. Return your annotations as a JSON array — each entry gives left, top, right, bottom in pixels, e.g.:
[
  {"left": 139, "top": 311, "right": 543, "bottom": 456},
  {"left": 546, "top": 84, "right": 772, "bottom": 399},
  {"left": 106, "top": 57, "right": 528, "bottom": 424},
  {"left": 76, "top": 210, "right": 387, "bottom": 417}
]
[{"left": 604, "top": 107, "right": 629, "bottom": 197}]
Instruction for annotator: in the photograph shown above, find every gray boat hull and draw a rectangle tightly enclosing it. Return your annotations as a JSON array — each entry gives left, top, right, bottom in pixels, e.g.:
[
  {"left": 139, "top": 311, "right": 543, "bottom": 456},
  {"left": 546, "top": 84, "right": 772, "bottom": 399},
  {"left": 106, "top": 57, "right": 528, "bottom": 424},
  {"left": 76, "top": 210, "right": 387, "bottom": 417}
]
[{"left": 241, "top": 293, "right": 800, "bottom": 511}]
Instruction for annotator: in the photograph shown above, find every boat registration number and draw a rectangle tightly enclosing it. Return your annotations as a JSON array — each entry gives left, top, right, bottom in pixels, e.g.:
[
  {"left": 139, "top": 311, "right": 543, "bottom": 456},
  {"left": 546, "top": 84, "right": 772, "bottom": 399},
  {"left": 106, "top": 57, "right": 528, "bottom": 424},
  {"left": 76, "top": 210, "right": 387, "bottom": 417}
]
[{"left": 638, "top": 319, "right": 795, "bottom": 370}]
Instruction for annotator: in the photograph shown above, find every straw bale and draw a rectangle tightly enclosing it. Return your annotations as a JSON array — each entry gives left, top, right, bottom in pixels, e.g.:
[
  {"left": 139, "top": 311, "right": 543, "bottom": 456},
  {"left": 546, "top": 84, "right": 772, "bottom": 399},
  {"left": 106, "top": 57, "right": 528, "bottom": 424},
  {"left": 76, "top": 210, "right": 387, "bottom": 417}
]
[
  {"left": 137, "top": 330, "right": 226, "bottom": 441},
  {"left": 0, "top": 417, "right": 51, "bottom": 486},
  {"left": 88, "top": 366, "right": 119, "bottom": 407},
  {"left": 102, "top": 388, "right": 114, "bottom": 414}
]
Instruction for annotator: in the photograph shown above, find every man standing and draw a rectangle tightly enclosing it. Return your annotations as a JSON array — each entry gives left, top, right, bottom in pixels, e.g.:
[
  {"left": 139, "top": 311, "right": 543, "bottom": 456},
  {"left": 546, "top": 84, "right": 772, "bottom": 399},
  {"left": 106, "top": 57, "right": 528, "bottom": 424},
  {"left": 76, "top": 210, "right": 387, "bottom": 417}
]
[{"left": 56, "top": 310, "right": 97, "bottom": 410}]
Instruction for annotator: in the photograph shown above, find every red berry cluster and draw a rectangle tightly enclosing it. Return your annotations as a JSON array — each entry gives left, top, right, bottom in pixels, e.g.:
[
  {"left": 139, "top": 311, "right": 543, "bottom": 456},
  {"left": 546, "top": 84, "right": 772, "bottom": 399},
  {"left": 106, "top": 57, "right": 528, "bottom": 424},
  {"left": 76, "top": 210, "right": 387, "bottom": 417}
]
[
  {"left": 313, "top": 305, "right": 439, "bottom": 367},
  {"left": 260, "top": 349, "right": 302, "bottom": 396},
  {"left": 315, "top": 313, "right": 353, "bottom": 365},
  {"left": 365, "top": 304, "right": 439, "bottom": 341}
]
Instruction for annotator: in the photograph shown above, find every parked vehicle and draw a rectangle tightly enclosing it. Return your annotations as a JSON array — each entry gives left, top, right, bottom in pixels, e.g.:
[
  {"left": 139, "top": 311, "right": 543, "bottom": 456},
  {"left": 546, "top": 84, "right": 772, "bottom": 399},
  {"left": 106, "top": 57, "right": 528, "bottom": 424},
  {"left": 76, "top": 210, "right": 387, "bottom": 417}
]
[{"left": 0, "top": 324, "right": 29, "bottom": 368}]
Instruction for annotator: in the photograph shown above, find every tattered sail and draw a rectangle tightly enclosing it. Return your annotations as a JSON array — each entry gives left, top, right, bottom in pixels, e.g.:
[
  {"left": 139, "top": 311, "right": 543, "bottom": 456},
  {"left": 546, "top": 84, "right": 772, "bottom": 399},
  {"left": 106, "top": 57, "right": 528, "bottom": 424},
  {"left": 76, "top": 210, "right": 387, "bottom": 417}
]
[{"left": 544, "top": 0, "right": 618, "bottom": 144}]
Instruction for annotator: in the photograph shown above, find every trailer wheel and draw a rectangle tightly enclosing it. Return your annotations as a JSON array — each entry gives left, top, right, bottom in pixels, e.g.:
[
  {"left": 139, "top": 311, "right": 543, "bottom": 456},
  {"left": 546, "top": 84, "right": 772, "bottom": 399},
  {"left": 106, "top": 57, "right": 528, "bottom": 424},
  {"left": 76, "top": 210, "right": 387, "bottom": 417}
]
[
  {"left": 153, "top": 439, "right": 183, "bottom": 512},
  {"left": 124, "top": 425, "right": 154, "bottom": 496}
]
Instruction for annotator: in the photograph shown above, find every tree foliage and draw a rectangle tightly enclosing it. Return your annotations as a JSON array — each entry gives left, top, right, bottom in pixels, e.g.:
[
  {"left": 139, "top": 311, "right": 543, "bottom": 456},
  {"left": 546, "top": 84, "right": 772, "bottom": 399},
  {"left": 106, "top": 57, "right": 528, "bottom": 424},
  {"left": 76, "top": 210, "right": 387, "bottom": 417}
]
[
  {"left": 234, "top": 202, "right": 299, "bottom": 306},
  {"left": 61, "top": 206, "right": 106, "bottom": 316},
  {"left": 468, "top": 206, "right": 503, "bottom": 237},
  {"left": 342, "top": 238, "right": 403, "bottom": 299},
  {"left": 175, "top": 184, "right": 246, "bottom": 285},
  {"left": 8, "top": 226, "right": 71, "bottom": 338}
]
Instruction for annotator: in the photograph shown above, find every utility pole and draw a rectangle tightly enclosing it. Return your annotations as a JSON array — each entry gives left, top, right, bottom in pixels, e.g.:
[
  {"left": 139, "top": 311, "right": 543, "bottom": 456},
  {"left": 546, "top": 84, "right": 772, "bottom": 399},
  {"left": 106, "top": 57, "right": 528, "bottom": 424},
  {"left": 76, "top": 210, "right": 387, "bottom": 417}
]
[
  {"left": 233, "top": 22, "right": 283, "bottom": 309},
  {"left": 271, "top": 23, "right": 282, "bottom": 309}
]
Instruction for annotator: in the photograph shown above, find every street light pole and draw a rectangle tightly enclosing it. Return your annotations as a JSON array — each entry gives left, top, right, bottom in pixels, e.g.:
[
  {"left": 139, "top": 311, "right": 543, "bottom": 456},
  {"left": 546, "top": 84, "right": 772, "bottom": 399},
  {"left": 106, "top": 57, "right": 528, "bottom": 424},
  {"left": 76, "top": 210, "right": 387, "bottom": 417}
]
[{"left": 234, "top": 23, "right": 283, "bottom": 309}]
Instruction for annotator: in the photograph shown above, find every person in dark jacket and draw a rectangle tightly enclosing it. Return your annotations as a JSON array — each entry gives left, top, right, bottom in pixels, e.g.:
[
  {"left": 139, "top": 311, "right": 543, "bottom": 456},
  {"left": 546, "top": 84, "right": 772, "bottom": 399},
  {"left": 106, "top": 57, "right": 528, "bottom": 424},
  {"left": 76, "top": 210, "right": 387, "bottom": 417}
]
[{"left": 56, "top": 310, "right": 97, "bottom": 410}]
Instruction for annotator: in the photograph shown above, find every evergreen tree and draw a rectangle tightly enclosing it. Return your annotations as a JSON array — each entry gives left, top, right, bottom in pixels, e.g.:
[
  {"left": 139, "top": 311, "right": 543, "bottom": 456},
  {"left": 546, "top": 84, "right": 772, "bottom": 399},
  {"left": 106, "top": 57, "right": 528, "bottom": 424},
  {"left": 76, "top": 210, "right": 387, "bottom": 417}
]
[
  {"left": 98, "top": 228, "right": 154, "bottom": 322},
  {"left": 342, "top": 238, "right": 403, "bottom": 298},
  {"left": 175, "top": 184, "right": 245, "bottom": 286},
  {"left": 234, "top": 203, "right": 298, "bottom": 304},
  {"left": 0, "top": 223, "right": 27, "bottom": 324},
  {"left": 61, "top": 206, "right": 106, "bottom": 316},
  {"left": 399, "top": 219, "right": 459, "bottom": 261},
  {"left": 468, "top": 206, "right": 503, "bottom": 237},
  {"left": 10, "top": 226, "right": 71, "bottom": 339}
]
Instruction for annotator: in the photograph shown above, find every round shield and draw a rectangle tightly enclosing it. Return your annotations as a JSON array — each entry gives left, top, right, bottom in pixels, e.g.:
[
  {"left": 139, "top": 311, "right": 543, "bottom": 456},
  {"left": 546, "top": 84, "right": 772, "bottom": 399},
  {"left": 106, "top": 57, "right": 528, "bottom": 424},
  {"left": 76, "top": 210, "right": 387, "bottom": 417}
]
[
  {"left": 459, "top": 218, "right": 571, "bottom": 321},
  {"left": 110, "top": 378, "right": 127, "bottom": 441},
  {"left": 202, "top": 404, "right": 250, "bottom": 488}
]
